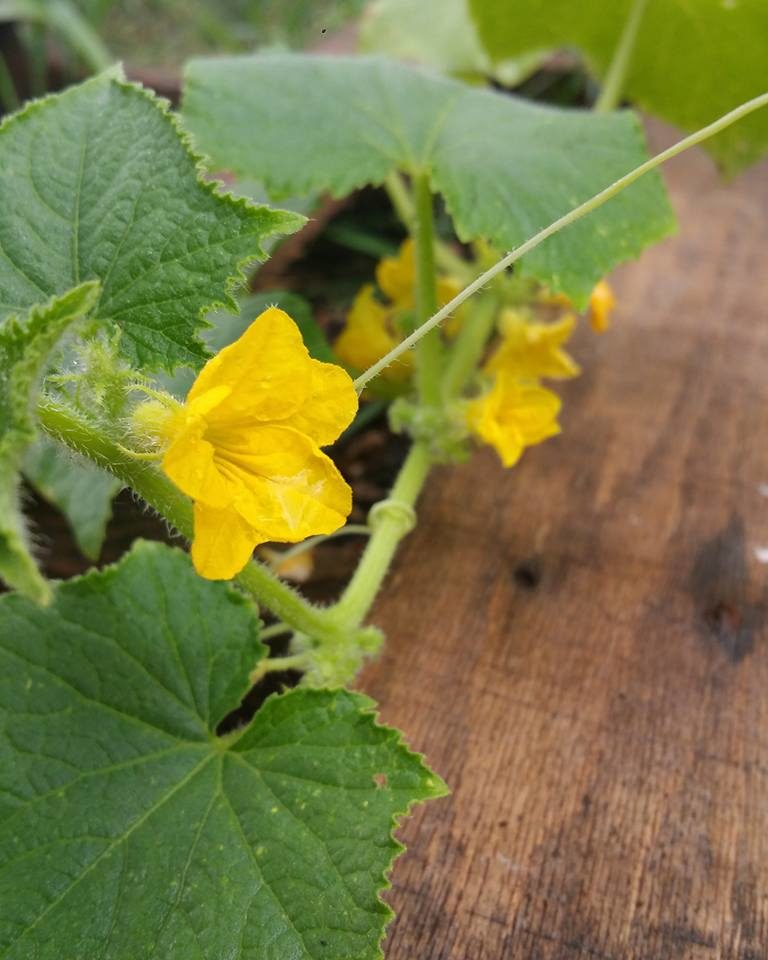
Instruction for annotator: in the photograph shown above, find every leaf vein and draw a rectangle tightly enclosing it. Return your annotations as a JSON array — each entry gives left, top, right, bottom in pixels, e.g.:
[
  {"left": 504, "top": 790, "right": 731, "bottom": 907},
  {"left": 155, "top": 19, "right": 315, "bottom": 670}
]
[{"left": 0, "top": 753, "right": 213, "bottom": 959}]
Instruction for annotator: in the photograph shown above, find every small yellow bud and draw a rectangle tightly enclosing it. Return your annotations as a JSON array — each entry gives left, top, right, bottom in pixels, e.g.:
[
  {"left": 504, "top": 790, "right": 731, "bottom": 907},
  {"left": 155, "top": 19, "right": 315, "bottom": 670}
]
[
  {"left": 130, "top": 397, "right": 180, "bottom": 450},
  {"left": 588, "top": 280, "right": 616, "bottom": 333}
]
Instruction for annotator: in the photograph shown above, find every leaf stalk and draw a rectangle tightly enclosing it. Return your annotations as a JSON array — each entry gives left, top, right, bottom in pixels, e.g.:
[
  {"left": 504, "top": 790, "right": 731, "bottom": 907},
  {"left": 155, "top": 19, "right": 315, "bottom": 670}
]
[
  {"left": 328, "top": 440, "right": 433, "bottom": 630},
  {"left": 412, "top": 172, "right": 443, "bottom": 408},
  {"left": 594, "top": 0, "right": 650, "bottom": 113}
]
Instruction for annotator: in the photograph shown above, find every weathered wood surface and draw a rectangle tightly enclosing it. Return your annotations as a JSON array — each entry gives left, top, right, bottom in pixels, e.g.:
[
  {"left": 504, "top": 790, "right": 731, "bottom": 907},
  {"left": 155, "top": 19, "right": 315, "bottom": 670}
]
[{"left": 360, "top": 127, "right": 768, "bottom": 959}]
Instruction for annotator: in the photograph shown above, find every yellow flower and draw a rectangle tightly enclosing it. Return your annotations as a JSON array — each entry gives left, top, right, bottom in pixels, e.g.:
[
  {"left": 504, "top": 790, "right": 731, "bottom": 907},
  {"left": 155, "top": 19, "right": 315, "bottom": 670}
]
[
  {"left": 334, "top": 284, "right": 412, "bottom": 382},
  {"left": 467, "top": 373, "right": 561, "bottom": 468},
  {"left": 334, "top": 240, "right": 466, "bottom": 381},
  {"left": 376, "top": 239, "right": 415, "bottom": 309},
  {"left": 486, "top": 311, "right": 580, "bottom": 380},
  {"left": 539, "top": 279, "right": 615, "bottom": 333},
  {"left": 258, "top": 545, "right": 315, "bottom": 583},
  {"left": 539, "top": 290, "right": 573, "bottom": 309},
  {"left": 157, "top": 306, "right": 358, "bottom": 580},
  {"left": 376, "top": 238, "right": 460, "bottom": 312},
  {"left": 587, "top": 279, "right": 616, "bottom": 333}
]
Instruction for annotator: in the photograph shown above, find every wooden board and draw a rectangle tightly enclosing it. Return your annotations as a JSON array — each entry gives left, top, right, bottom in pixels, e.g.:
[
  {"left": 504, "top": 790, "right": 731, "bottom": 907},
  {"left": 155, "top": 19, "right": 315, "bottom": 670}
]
[{"left": 359, "top": 125, "right": 768, "bottom": 960}]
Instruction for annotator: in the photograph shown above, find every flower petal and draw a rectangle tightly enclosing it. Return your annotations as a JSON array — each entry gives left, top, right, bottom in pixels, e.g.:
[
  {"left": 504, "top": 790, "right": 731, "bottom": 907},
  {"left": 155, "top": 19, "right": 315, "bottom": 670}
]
[
  {"left": 186, "top": 384, "right": 232, "bottom": 418},
  {"left": 280, "top": 358, "right": 358, "bottom": 446},
  {"left": 335, "top": 284, "right": 412, "bottom": 383},
  {"left": 336, "top": 285, "right": 399, "bottom": 367},
  {"left": 191, "top": 502, "right": 260, "bottom": 580},
  {"left": 486, "top": 312, "right": 580, "bottom": 380},
  {"left": 376, "top": 239, "right": 415, "bottom": 308},
  {"left": 162, "top": 422, "right": 235, "bottom": 509},
  {"left": 468, "top": 374, "right": 561, "bottom": 468},
  {"left": 188, "top": 306, "right": 312, "bottom": 423},
  {"left": 206, "top": 424, "right": 352, "bottom": 543},
  {"left": 588, "top": 279, "right": 616, "bottom": 333}
]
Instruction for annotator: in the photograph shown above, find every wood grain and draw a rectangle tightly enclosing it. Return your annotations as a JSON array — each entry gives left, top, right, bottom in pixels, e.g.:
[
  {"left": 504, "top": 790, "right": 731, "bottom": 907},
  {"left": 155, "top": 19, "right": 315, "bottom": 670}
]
[{"left": 359, "top": 126, "right": 768, "bottom": 959}]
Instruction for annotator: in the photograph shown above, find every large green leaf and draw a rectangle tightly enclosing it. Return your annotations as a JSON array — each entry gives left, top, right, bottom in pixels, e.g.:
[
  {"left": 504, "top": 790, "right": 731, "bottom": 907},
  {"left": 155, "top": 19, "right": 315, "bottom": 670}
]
[
  {"left": 0, "top": 540, "right": 445, "bottom": 959},
  {"left": 359, "top": 0, "right": 544, "bottom": 86},
  {"left": 23, "top": 438, "right": 120, "bottom": 561},
  {"left": 0, "top": 71, "right": 303, "bottom": 372},
  {"left": 469, "top": 0, "right": 768, "bottom": 175},
  {"left": 182, "top": 53, "right": 674, "bottom": 304},
  {"left": 0, "top": 282, "right": 99, "bottom": 602}
]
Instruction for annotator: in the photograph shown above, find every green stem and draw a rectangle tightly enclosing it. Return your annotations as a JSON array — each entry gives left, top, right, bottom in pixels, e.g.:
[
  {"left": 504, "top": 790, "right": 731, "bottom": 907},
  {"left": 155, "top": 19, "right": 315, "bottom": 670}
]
[
  {"left": 441, "top": 291, "right": 500, "bottom": 399},
  {"left": 37, "top": 400, "right": 341, "bottom": 644},
  {"left": 0, "top": 52, "right": 20, "bottom": 113},
  {"left": 384, "top": 171, "right": 415, "bottom": 229},
  {"left": 436, "top": 243, "right": 474, "bottom": 283},
  {"left": 41, "top": 0, "right": 112, "bottom": 72},
  {"left": 48, "top": 0, "right": 115, "bottom": 73},
  {"left": 384, "top": 170, "right": 473, "bottom": 279},
  {"left": 412, "top": 172, "right": 442, "bottom": 407},
  {"left": 5, "top": 0, "right": 111, "bottom": 74},
  {"left": 250, "top": 653, "right": 312, "bottom": 683},
  {"left": 329, "top": 440, "right": 432, "bottom": 628},
  {"left": 22, "top": 21, "right": 46, "bottom": 97},
  {"left": 353, "top": 91, "right": 768, "bottom": 392},
  {"left": 259, "top": 622, "right": 292, "bottom": 641},
  {"left": 276, "top": 524, "right": 371, "bottom": 563},
  {"left": 594, "top": 0, "right": 649, "bottom": 112}
]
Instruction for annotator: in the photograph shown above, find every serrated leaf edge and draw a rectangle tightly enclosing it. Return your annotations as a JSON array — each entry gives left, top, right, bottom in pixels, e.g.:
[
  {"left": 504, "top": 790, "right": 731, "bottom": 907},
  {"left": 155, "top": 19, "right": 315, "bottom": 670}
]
[
  {"left": 0, "top": 70, "right": 306, "bottom": 374},
  {"left": 246, "top": 684, "right": 449, "bottom": 958}
]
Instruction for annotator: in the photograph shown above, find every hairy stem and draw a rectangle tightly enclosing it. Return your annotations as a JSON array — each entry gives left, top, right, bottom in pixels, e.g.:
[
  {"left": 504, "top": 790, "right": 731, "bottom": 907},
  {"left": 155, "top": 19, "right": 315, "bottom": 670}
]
[
  {"left": 441, "top": 291, "right": 500, "bottom": 399},
  {"left": 384, "top": 171, "right": 471, "bottom": 279},
  {"left": 594, "top": 0, "right": 650, "bottom": 113},
  {"left": 412, "top": 173, "right": 442, "bottom": 408},
  {"left": 329, "top": 440, "right": 432, "bottom": 629},
  {"left": 353, "top": 91, "right": 768, "bottom": 391}
]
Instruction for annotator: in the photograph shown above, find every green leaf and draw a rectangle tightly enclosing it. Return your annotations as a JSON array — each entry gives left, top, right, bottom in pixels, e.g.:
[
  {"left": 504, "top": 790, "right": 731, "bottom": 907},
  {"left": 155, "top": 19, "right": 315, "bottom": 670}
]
[
  {"left": 359, "top": 0, "right": 544, "bottom": 86},
  {"left": 0, "top": 281, "right": 100, "bottom": 602},
  {"left": 0, "top": 71, "right": 304, "bottom": 372},
  {"left": 23, "top": 438, "right": 120, "bottom": 561},
  {"left": 469, "top": 0, "right": 768, "bottom": 175},
  {"left": 0, "top": 540, "right": 446, "bottom": 959},
  {"left": 182, "top": 52, "right": 675, "bottom": 304}
]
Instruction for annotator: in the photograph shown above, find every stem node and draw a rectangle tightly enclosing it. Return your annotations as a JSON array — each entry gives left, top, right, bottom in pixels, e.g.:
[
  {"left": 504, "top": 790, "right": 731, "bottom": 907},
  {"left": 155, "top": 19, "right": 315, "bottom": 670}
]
[{"left": 368, "top": 498, "right": 417, "bottom": 536}]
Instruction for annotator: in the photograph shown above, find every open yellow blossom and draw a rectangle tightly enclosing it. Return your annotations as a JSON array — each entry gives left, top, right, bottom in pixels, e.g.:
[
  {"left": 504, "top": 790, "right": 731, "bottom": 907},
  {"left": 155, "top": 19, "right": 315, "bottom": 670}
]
[
  {"left": 156, "top": 306, "right": 358, "bottom": 580},
  {"left": 588, "top": 279, "right": 616, "bottom": 332},
  {"left": 486, "top": 311, "right": 580, "bottom": 380},
  {"left": 467, "top": 373, "right": 561, "bottom": 468},
  {"left": 334, "top": 284, "right": 412, "bottom": 382}
]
